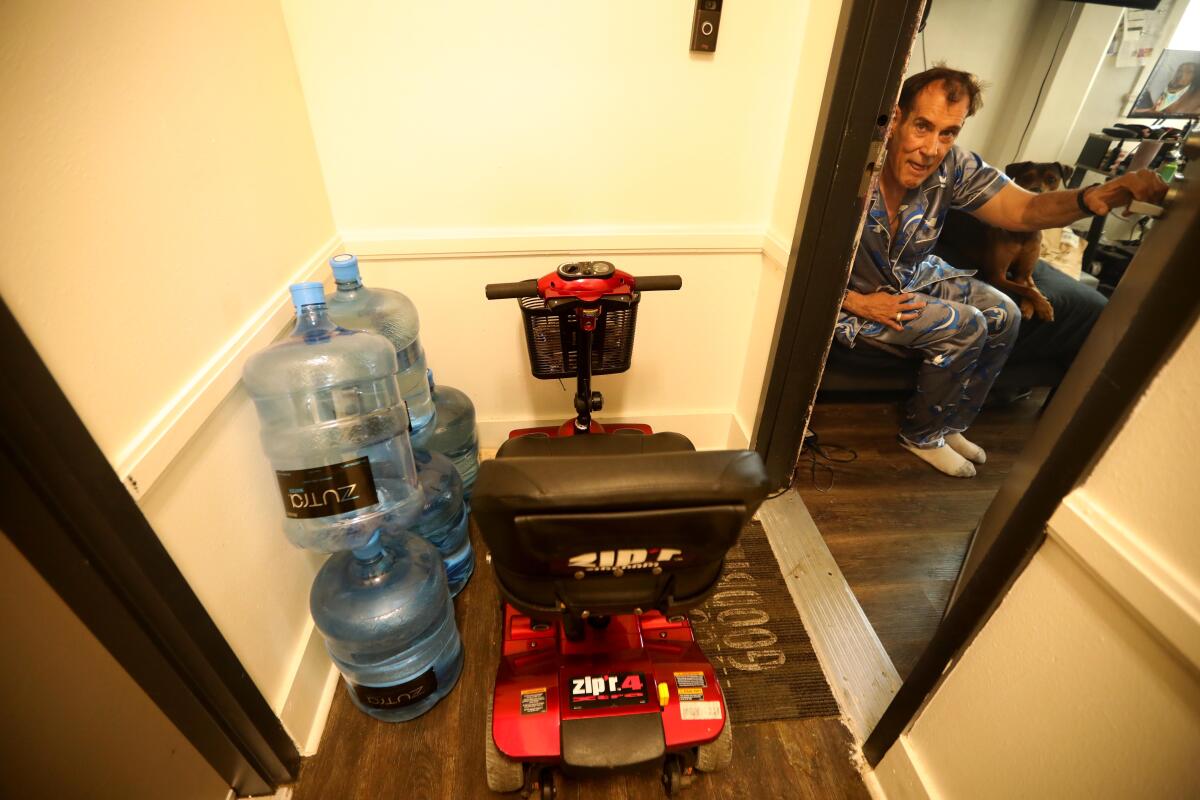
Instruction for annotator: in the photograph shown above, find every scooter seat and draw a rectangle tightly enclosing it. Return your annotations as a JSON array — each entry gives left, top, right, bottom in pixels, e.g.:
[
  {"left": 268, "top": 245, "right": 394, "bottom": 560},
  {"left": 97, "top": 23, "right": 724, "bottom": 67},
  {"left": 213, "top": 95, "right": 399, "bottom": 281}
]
[{"left": 471, "top": 447, "right": 769, "bottom": 619}]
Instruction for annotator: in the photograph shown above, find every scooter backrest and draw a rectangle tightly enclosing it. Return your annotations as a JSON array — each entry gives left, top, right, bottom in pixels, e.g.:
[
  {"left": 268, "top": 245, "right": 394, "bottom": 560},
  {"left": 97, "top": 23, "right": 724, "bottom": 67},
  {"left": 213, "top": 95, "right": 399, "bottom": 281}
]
[{"left": 471, "top": 448, "right": 769, "bottom": 614}]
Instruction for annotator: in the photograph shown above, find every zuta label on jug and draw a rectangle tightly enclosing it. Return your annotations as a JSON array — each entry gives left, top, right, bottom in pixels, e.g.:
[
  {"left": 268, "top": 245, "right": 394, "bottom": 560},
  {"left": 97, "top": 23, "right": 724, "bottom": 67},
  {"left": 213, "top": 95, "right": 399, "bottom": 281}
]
[
  {"left": 275, "top": 456, "right": 379, "bottom": 519},
  {"left": 351, "top": 669, "right": 438, "bottom": 709}
]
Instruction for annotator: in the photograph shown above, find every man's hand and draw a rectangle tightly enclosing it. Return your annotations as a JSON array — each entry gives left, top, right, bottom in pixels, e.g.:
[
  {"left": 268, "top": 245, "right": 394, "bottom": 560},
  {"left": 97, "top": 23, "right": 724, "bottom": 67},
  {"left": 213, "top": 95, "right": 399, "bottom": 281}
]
[
  {"left": 843, "top": 290, "right": 926, "bottom": 332},
  {"left": 1082, "top": 168, "right": 1169, "bottom": 216}
]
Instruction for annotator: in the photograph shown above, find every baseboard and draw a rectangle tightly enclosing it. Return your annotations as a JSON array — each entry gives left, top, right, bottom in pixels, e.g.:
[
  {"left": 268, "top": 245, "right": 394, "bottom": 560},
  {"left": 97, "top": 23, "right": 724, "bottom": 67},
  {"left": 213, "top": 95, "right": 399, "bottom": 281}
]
[
  {"left": 727, "top": 414, "right": 751, "bottom": 449},
  {"left": 117, "top": 235, "right": 342, "bottom": 501},
  {"left": 868, "top": 735, "right": 936, "bottom": 800},
  {"left": 477, "top": 412, "right": 737, "bottom": 451},
  {"left": 278, "top": 618, "right": 340, "bottom": 756},
  {"left": 342, "top": 224, "right": 766, "bottom": 259}
]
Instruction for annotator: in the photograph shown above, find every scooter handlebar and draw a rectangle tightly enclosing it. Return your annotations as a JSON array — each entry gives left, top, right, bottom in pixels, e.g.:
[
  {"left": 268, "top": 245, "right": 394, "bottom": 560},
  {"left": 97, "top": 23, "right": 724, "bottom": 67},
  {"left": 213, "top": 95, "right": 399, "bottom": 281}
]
[
  {"left": 484, "top": 279, "right": 539, "bottom": 300},
  {"left": 484, "top": 274, "right": 682, "bottom": 299},
  {"left": 634, "top": 275, "right": 682, "bottom": 291}
]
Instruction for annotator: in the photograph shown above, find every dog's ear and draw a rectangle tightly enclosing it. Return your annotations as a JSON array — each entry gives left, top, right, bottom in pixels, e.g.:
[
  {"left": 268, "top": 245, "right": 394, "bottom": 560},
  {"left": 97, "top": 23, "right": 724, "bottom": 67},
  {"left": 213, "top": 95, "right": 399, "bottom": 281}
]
[
  {"left": 1005, "top": 161, "right": 1033, "bottom": 178},
  {"left": 1057, "top": 163, "right": 1072, "bottom": 182}
]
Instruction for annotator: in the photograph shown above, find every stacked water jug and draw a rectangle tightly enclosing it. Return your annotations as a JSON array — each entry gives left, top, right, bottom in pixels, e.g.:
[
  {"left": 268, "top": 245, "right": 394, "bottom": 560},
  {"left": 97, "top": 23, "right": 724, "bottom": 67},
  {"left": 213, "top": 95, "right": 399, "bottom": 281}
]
[{"left": 242, "top": 256, "right": 480, "bottom": 722}]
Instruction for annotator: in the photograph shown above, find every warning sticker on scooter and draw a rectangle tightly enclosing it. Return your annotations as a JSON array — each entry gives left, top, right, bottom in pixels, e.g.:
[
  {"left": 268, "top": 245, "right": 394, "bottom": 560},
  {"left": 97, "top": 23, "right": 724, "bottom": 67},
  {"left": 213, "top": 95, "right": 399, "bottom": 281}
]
[
  {"left": 568, "top": 672, "right": 649, "bottom": 710},
  {"left": 679, "top": 701, "right": 724, "bottom": 721},
  {"left": 674, "top": 671, "right": 708, "bottom": 689},
  {"left": 678, "top": 687, "right": 705, "bottom": 702},
  {"left": 520, "top": 687, "right": 547, "bottom": 714}
]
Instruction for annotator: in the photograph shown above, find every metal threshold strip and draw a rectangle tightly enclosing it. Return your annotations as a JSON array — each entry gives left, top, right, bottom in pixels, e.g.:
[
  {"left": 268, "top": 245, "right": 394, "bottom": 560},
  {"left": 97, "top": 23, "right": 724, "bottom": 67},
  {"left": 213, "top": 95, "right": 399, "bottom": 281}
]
[{"left": 756, "top": 490, "right": 901, "bottom": 743}]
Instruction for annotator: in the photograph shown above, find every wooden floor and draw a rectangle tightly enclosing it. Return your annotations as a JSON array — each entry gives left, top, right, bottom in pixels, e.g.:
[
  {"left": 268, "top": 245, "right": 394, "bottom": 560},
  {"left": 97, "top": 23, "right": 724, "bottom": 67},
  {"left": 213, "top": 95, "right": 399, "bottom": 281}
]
[
  {"left": 798, "top": 394, "right": 1045, "bottom": 678},
  {"left": 292, "top": 527, "right": 870, "bottom": 800}
]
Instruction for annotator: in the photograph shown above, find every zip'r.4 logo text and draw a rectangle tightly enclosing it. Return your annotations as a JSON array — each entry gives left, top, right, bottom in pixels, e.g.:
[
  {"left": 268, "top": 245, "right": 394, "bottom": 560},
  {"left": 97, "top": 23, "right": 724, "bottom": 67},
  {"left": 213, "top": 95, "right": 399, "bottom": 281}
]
[{"left": 567, "top": 548, "right": 683, "bottom": 571}]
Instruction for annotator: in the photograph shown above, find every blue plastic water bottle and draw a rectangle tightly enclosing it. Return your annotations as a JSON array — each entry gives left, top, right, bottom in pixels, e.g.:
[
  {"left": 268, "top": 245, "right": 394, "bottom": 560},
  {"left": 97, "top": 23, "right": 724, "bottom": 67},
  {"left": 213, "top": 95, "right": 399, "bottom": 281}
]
[
  {"left": 326, "top": 254, "right": 436, "bottom": 436},
  {"left": 242, "top": 282, "right": 423, "bottom": 552},
  {"left": 409, "top": 448, "right": 475, "bottom": 597},
  {"left": 310, "top": 531, "right": 464, "bottom": 722},
  {"left": 414, "top": 370, "right": 480, "bottom": 497}
]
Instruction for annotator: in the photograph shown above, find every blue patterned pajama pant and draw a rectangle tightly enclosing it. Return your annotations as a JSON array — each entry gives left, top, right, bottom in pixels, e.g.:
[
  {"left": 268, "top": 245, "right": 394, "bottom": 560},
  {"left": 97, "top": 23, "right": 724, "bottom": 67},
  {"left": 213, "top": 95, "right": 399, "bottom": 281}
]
[{"left": 851, "top": 276, "right": 1020, "bottom": 448}]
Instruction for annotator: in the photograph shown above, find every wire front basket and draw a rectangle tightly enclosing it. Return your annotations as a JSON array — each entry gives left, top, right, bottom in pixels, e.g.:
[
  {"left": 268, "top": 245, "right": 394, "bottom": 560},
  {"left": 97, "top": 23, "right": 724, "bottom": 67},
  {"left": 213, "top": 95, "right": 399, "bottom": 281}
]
[{"left": 519, "top": 297, "right": 639, "bottom": 379}]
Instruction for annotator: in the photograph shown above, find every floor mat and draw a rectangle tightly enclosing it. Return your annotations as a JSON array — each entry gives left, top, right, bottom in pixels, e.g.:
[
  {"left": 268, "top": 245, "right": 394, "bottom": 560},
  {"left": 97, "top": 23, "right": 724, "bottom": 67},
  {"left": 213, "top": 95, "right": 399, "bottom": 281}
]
[{"left": 689, "top": 519, "right": 840, "bottom": 723}]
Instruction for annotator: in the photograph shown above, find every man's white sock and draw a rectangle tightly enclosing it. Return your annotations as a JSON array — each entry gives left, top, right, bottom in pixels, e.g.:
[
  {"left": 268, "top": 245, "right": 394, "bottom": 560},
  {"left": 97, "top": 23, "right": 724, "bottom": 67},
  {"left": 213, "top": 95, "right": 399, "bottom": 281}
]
[
  {"left": 900, "top": 440, "right": 976, "bottom": 478},
  {"left": 945, "top": 432, "right": 986, "bottom": 464}
]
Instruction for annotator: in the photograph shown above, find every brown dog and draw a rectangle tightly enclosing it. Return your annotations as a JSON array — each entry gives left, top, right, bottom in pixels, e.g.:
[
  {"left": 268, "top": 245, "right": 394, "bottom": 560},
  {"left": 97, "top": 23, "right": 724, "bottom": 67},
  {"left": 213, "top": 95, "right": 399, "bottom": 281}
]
[{"left": 938, "top": 161, "right": 1070, "bottom": 321}]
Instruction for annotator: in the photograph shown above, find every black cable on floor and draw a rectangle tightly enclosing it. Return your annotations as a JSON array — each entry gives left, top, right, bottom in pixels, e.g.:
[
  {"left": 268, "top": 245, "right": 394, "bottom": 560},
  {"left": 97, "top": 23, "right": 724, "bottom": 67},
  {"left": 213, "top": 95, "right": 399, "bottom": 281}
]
[
  {"left": 803, "top": 430, "right": 858, "bottom": 493},
  {"left": 765, "top": 430, "right": 858, "bottom": 498}
]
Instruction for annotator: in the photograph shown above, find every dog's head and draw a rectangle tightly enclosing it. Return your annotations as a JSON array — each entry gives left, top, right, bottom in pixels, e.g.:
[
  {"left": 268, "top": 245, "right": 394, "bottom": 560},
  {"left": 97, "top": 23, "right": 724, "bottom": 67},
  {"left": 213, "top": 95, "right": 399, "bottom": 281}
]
[{"left": 1004, "top": 161, "right": 1071, "bottom": 194}]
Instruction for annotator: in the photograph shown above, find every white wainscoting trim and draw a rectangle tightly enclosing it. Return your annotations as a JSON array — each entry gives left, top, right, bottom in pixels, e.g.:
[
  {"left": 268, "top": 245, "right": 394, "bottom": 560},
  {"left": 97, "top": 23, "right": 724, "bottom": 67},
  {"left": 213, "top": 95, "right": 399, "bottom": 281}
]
[
  {"left": 1050, "top": 490, "right": 1200, "bottom": 672},
  {"left": 343, "top": 224, "right": 767, "bottom": 259},
  {"left": 117, "top": 235, "right": 341, "bottom": 501},
  {"left": 118, "top": 227, "right": 780, "bottom": 501},
  {"left": 762, "top": 228, "right": 792, "bottom": 268}
]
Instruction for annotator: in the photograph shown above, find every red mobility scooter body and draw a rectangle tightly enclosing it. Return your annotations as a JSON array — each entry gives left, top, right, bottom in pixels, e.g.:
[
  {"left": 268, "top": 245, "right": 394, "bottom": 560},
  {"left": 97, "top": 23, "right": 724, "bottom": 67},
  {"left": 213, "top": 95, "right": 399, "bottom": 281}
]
[
  {"left": 492, "top": 606, "right": 727, "bottom": 778},
  {"left": 478, "top": 263, "right": 768, "bottom": 796}
]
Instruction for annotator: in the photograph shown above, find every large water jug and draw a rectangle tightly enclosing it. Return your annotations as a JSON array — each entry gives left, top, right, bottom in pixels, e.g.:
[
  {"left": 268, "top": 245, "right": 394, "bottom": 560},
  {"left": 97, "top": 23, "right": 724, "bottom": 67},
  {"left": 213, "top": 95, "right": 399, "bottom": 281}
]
[
  {"left": 310, "top": 531, "right": 464, "bottom": 722},
  {"left": 243, "top": 282, "right": 423, "bottom": 552},
  {"left": 413, "top": 371, "right": 480, "bottom": 496},
  {"left": 326, "top": 254, "right": 436, "bottom": 436},
  {"left": 409, "top": 448, "right": 475, "bottom": 597}
]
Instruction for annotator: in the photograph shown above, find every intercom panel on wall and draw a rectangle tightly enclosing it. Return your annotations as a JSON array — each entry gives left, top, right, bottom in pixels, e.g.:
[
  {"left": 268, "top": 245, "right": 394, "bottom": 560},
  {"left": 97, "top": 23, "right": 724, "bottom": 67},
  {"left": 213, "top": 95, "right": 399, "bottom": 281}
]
[{"left": 690, "top": 1, "right": 723, "bottom": 53}]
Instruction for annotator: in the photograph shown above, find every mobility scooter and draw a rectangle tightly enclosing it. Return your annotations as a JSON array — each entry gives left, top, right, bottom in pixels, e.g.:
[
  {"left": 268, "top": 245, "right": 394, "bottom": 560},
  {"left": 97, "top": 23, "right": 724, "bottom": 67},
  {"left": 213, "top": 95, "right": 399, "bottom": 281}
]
[{"left": 472, "top": 262, "right": 770, "bottom": 796}]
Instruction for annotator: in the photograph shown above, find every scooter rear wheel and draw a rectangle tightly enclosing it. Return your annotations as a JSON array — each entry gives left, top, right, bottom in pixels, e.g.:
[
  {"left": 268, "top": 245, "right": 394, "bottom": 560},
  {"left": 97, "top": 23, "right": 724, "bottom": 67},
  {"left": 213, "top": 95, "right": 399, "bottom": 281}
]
[{"left": 485, "top": 687, "right": 525, "bottom": 792}]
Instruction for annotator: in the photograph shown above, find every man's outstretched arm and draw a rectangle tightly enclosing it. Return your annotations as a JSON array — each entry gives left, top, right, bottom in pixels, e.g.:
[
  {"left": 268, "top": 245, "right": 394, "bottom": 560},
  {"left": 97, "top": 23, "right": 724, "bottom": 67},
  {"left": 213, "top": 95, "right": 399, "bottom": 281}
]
[{"left": 972, "top": 168, "right": 1168, "bottom": 232}]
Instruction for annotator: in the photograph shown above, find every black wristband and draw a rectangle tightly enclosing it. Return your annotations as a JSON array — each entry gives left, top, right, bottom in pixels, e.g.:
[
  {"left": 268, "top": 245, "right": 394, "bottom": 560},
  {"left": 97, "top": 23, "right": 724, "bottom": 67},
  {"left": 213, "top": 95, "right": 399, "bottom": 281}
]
[{"left": 1077, "top": 186, "right": 1096, "bottom": 216}]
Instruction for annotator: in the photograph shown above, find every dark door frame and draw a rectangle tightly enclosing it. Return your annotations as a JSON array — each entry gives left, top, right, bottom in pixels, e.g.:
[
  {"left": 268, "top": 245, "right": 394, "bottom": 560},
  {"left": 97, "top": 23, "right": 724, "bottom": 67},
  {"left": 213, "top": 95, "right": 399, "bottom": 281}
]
[
  {"left": 0, "top": 300, "right": 300, "bottom": 797},
  {"left": 752, "top": 0, "right": 1200, "bottom": 770},
  {"left": 752, "top": 0, "right": 925, "bottom": 488}
]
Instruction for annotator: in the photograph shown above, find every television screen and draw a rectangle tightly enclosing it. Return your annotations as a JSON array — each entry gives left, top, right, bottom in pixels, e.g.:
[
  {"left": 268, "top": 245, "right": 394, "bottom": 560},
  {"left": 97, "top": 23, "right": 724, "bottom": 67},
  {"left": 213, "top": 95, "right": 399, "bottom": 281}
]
[{"left": 1129, "top": 49, "right": 1200, "bottom": 118}]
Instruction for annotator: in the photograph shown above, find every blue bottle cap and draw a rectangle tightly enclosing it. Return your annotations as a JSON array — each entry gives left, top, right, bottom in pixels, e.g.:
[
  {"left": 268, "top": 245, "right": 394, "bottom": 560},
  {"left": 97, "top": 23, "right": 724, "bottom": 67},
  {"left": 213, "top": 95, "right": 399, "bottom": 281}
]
[
  {"left": 330, "top": 253, "right": 361, "bottom": 283},
  {"left": 289, "top": 282, "right": 326, "bottom": 311}
]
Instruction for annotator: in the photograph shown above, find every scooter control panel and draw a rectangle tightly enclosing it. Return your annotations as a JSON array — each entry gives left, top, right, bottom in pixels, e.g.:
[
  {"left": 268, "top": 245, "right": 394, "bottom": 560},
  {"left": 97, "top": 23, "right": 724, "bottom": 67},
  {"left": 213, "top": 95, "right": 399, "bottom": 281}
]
[{"left": 557, "top": 261, "right": 615, "bottom": 281}]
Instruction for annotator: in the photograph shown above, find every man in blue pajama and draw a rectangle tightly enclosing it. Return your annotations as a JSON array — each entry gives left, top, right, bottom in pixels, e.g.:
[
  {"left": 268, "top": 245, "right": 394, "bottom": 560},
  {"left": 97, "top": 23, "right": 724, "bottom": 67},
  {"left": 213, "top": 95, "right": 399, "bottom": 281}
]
[{"left": 836, "top": 67, "right": 1167, "bottom": 477}]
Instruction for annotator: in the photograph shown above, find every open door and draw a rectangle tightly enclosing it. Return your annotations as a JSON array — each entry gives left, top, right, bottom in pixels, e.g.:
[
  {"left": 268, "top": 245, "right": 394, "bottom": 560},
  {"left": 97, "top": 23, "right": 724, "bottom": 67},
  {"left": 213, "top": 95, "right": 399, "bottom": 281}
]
[{"left": 750, "top": 0, "right": 1200, "bottom": 767}]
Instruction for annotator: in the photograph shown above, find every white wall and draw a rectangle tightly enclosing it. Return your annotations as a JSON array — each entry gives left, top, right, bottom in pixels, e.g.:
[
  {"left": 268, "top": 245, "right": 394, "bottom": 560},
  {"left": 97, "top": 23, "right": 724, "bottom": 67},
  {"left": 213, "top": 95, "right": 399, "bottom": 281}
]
[
  {"left": 1017, "top": 3, "right": 1123, "bottom": 165},
  {"left": 282, "top": 0, "right": 807, "bottom": 239},
  {"left": 357, "top": 250, "right": 761, "bottom": 449},
  {"left": 873, "top": 316, "right": 1200, "bottom": 799},
  {"left": 738, "top": 1, "right": 843, "bottom": 442},
  {"left": 0, "top": 0, "right": 339, "bottom": 752},
  {"left": 285, "top": 0, "right": 837, "bottom": 448},
  {"left": 0, "top": 0, "right": 335, "bottom": 465},
  {"left": 1061, "top": 0, "right": 1190, "bottom": 166}
]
